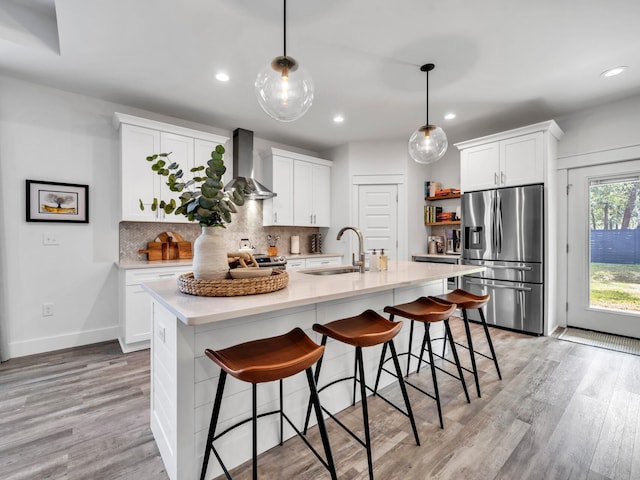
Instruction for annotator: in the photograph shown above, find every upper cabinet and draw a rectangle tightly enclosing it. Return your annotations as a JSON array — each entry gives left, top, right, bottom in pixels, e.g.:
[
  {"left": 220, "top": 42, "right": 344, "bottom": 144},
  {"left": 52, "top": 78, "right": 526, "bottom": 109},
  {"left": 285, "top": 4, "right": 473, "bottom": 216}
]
[
  {"left": 114, "top": 113, "right": 228, "bottom": 222},
  {"left": 263, "top": 148, "right": 332, "bottom": 227},
  {"left": 456, "top": 120, "right": 564, "bottom": 192}
]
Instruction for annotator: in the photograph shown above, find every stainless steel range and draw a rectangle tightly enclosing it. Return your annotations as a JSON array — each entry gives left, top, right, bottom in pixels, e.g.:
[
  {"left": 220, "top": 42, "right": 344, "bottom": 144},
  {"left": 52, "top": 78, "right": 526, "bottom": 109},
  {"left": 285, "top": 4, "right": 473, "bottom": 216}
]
[{"left": 253, "top": 254, "right": 287, "bottom": 270}]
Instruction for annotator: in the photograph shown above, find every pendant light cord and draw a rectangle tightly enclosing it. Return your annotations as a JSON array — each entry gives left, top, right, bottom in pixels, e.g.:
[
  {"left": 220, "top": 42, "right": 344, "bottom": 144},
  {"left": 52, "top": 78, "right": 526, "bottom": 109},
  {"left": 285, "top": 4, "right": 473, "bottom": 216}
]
[
  {"left": 425, "top": 68, "right": 429, "bottom": 126},
  {"left": 283, "top": 0, "right": 287, "bottom": 57}
]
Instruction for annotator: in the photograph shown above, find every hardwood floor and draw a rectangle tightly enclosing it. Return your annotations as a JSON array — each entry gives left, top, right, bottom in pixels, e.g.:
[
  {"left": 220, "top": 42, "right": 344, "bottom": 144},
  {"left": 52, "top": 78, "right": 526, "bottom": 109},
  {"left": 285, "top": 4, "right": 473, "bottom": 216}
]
[{"left": 1, "top": 321, "right": 639, "bottom": 480}]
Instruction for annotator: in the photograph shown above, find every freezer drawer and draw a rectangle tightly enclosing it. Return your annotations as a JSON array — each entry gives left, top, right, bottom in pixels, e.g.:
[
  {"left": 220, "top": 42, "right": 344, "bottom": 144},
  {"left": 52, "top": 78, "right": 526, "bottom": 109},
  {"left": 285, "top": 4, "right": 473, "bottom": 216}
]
[{"left": 461, "top": 276, "right": 543, "bottom": 335}]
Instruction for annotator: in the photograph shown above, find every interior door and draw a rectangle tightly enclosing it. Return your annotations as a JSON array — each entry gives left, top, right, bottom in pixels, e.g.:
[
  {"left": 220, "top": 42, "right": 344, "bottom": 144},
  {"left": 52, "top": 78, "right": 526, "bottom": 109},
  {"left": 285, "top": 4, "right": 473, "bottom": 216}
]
[
  {"left": 358, "top": 184, "right": 398, "bottom": 260},
  {"left": 567, "top": 160, "right": 640, "bottom": 338}
]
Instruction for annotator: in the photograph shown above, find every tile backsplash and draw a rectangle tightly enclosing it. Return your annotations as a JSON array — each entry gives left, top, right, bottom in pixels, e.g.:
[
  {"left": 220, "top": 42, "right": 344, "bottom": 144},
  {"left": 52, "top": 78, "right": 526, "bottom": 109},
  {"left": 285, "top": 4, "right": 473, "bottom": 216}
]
[{"left": 119, "top": 200, "right": 320, "bottom": 262}]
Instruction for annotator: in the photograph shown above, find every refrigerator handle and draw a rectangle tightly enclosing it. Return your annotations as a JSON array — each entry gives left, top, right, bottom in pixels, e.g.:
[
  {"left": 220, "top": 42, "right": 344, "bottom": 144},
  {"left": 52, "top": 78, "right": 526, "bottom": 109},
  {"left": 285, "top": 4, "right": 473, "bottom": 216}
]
[
  {"left": 497, "top": 194, "right": 503, "bottom": 253},
  {"left": 491, "top": 193, "right": 496, "bottom": 253}
]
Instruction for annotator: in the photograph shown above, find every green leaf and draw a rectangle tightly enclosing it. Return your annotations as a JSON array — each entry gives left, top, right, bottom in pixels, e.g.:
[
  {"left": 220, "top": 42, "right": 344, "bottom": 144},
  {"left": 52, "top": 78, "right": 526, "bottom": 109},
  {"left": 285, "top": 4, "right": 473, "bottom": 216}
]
[
  {"left": 201, "top": 182, "right": 219, "bottom": 198},
  {"left": 139, "top": 199, "right": 144, "bottom": 211},
  {"left": 168, "top": 162, "right": 179, "bottom": 170},
  {"left": 151, "top": 163, "right": 160, "bottom": 171},
  {"left": 146, "top": 155, "right": 155, "bottom": 162},
  {"left": 199, "top": 196, "right": 215, "bottom": 209},
  {"left": 151, "top": 199, "right": 158, "bottom": 211},
  {"left": 215, "top": 145, "right": 225, "bottom": 154},
  {"left": 157, "top": 160, "right": 166, "bottom": 168},
  {"left": 191, "top": 165, "right": 205, "bottom": 172}
]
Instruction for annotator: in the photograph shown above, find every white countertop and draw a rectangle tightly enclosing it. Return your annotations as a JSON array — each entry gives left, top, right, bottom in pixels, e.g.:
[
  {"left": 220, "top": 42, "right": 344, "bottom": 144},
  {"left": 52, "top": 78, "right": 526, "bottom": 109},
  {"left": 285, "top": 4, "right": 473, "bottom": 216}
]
[
  {"left": 142, "top": 260, "right": 484, "bottom": 326},
  {"left": 412, "top": 252, "right": 461, "bottom": 259}
]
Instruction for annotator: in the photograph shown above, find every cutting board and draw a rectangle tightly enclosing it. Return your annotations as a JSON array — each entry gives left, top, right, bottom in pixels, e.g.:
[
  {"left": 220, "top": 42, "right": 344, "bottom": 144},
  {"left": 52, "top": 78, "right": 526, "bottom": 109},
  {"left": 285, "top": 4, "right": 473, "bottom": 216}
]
[{"left": 138, "top": 231, "right": 193, "bottom": 261}]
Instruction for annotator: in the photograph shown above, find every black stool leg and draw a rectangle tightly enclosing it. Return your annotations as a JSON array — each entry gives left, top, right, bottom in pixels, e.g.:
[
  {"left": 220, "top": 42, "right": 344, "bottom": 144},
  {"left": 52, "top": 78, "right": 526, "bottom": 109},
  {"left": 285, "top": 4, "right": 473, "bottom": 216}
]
[
  {"left": 479, "top": 308, "right": 502, "bottom": 379},
  {"left": 445, "top": 319, "right": 470, "bottom": 404},
  {"left": 352, "top": 349, "right": 359, "bottom": 406},
  {"left": 417, "top": 321, "right": 430, "bottom": 374},
  {"left": 252, "top": 383, "right": 258, "bottom": 480},
  {"left": 373, "top": 341, "right": 388, "bottom": 395},
  {"left": 406, "top": 317, "right": 415, "bottom": 377},
  {"left": 303, "top": 335, "right": 327, "bottom": 434},
  {"left": 200, "top": 371, "right": 227, "bottom": 480},
  {"left": 422, "top": 324, "right": 444, "bottom": 429},
  {"left": 388, "top": 340, "right": 420, "bottom": 446},
  {"left": 305, "top": 367, "right": 338, "bottom": 480},
  {"left": 279, "top": 379, "right": 284, "bottom": 445},
  {"left": 356, "top": 346, "right": 374, "bottom": 480},
  {"left": 462, "top": 309, "right": 481, "bottom": 398}
]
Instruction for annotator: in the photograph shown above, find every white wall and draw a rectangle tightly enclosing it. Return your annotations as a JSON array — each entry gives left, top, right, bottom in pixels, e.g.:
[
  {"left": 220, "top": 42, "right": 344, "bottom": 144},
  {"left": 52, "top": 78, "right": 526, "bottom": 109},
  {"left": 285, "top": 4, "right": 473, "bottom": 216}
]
[
  {"left": 0, "top": 75, "right": 321, "bottom": 359},
  {"left": 323, "top": 140, "right": 432, "bottom": 260},
  {"left": 554, "top": 94, "right": 640, "bottom": 329}
]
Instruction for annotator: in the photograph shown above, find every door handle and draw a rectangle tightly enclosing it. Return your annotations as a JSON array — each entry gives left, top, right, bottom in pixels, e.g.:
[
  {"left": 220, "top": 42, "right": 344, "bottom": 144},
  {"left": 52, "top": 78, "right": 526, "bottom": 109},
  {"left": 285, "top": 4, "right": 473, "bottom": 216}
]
[
  {"left": 465, "top": 279, "right": 532, "bottom": 292},
  {"left": 483, "top": 265, "right": 533, "bottom": 271},
  {"left": 274, "top": 211, "right": 278, "bottom": 223},
  {"left": 501, "top": 171, "right": 505, "bottom": 185},
  {"left": 494, "top": 172, "right": 499, "bottom": 186}
]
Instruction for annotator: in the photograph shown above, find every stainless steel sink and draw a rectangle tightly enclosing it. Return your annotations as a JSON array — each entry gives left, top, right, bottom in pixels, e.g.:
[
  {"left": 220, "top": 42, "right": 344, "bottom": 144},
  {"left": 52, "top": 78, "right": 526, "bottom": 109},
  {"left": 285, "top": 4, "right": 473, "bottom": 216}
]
[{"left": 300, "top": 266, "right": 364, "bottom": 275}]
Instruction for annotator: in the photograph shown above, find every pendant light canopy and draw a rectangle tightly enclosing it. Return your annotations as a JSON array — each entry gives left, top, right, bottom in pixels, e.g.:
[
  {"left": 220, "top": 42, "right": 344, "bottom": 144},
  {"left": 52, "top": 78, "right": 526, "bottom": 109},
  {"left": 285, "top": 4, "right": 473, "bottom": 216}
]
[
  {"left": 408, "top": 63, "right": 448, "bottom": 164},
  {"left": 255, "top": 0, "right": 314, "bottom": 122}
]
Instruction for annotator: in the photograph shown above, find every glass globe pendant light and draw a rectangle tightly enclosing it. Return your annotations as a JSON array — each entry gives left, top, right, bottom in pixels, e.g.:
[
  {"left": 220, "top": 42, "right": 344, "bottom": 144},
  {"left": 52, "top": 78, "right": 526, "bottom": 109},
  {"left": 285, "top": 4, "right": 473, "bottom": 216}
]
[
  {"left": 255, "top": 0, "right": 314, "bottom": 122},
  {"left": 408, "top": 63, "right": 448, "bottom": 164}
]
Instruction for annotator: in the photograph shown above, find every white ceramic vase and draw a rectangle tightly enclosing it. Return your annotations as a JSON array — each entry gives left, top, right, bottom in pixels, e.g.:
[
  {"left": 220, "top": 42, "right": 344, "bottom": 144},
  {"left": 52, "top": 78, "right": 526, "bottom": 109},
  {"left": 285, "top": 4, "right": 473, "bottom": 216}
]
[{"left": 193, "top": 226, "right": 229, "bottom": 280}]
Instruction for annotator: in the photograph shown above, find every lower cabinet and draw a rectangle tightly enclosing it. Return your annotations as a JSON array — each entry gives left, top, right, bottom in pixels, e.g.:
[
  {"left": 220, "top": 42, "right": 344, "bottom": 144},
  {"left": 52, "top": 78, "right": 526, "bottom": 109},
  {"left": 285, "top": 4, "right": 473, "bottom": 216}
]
[
  {"left": 286, "top": 256, "right": 342, "bottom": 270},
  {"left": 119, "top": 265, "right": 192, "bottom": 352}
]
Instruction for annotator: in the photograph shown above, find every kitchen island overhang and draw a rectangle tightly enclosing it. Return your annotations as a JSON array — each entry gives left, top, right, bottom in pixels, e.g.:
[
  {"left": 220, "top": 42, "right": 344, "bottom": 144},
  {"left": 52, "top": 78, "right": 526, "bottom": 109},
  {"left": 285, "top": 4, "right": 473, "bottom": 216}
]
[{"left": 143, "top": 261, "right": 484, "bottom": 480}]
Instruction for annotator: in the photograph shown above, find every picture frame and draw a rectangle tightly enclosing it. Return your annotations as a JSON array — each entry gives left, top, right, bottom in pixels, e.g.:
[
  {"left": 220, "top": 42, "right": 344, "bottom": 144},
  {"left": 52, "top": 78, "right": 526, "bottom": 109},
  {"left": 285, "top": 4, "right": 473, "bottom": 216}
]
[{"left": 26, "top": 180, "right": 89, "bottom": 223}]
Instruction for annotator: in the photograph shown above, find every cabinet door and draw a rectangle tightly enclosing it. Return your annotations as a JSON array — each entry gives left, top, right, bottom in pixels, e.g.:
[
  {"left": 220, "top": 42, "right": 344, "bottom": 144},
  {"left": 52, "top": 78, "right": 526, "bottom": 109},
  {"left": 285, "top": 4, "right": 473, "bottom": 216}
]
[
  {"left": 121, "top": 124, "right": 161, "bottom": 221},
  {"left": 500, "top": 132, "right": 543, "bottom": 187},
  {"left": 160, "top": 132, "right": 194, "bottom": 223},
  {"left": 460, "top": 142, "right": 500, "bottom": 192},
  {"left": 312, "top": 163, "right": 331, "bottom": 227},
  {"left": 294, "top": 160, "right": 314, "bottom": 226},
  {"left": 264, "top": 156, "right": 294, "bottom": 225},
  {"left": 124, "top": 284, "right": 153, "bottom": 344}
]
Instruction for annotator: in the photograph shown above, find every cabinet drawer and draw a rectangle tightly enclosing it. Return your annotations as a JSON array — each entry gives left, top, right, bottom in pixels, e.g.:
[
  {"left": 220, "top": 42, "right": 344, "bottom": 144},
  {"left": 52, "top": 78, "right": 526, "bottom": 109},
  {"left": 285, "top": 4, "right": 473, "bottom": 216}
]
[
  {"left": 305, "top": 257, "right": 342, "bottom": 268},
  {"left": 125, "top": 266, "right": 192, "bottom": 285}
]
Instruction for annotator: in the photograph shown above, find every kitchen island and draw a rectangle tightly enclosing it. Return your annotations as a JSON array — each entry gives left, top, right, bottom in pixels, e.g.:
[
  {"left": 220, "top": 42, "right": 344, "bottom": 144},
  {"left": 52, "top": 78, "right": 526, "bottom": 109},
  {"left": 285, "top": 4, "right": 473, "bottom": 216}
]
[{"left": 143, "top": 261, "right": 484, "bottom": 480}]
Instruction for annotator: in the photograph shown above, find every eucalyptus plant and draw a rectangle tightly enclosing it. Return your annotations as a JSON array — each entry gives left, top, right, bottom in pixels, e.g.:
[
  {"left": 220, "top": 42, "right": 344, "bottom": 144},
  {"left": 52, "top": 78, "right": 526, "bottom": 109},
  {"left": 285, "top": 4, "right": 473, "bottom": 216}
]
[{"left": 140, "top": 145, "right": 252, "bottom": 226}]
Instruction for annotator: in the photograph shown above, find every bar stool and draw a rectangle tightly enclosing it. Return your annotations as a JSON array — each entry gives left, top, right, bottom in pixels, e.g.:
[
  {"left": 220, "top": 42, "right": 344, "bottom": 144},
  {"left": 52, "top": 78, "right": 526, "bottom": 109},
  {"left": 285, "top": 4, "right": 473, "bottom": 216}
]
[
  {"left": 200, "top": 327, "right": 337, "bottom": 480},
  {"left": 374, "top": 297, "right": 470, "bottom": 429},
  {"left": 304, "top": 309, "right": 420, "bottom": 480},
  {"left": 431, "top": 289, "right": 502, "bottom": 398}
]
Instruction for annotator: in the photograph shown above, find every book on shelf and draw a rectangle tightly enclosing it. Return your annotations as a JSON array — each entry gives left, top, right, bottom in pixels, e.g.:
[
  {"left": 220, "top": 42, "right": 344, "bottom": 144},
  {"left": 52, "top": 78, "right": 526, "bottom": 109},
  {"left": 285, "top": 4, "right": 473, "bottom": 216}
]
[
  {"left": 424, "top": 205, "right": 443, "bottom": 224},
  {"left": 424, "top": 181, "right": 442, "bottom": 198},
  {"left": 434, "top": 187, "right": 460, "bottom": 196}
]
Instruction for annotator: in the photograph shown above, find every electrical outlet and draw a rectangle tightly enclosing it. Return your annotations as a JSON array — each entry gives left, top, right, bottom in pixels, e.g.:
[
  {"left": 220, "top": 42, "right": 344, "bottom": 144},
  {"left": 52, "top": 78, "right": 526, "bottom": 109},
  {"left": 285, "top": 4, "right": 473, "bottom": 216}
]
[
  {"left": 42, "top": 303, "right": 54, "bottom": 317},
  {"left": 43, "top": 233, "right": 59, "bottom": 245}
]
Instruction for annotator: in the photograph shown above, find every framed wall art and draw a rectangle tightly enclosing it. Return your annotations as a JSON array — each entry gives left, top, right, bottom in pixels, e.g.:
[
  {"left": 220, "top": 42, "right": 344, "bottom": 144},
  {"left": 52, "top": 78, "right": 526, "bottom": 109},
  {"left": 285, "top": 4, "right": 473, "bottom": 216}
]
[{"left": 26, "top": 180, "right": 89, "bottom": 223}]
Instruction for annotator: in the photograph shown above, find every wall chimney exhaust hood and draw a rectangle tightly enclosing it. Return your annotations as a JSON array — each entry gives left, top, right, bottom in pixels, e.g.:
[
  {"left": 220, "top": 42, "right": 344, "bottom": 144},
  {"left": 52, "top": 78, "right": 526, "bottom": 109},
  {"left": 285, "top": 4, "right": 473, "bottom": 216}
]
[{"left": 226, "top": 128, "right": 276, "bottom": 200}]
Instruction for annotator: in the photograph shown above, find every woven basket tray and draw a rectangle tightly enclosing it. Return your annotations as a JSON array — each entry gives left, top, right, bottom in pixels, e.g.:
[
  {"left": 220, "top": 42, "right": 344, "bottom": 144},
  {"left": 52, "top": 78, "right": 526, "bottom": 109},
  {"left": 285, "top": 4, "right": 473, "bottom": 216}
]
[{"left": 178, "top": 270, "right": 288, "bottom": 297}]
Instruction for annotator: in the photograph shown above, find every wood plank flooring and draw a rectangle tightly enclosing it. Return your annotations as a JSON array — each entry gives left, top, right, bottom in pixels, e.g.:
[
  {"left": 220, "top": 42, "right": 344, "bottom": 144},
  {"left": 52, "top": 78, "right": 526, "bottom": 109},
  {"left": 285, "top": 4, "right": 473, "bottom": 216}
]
[{"left": 1, "top": 320, "right": 640, "bottom": 480}]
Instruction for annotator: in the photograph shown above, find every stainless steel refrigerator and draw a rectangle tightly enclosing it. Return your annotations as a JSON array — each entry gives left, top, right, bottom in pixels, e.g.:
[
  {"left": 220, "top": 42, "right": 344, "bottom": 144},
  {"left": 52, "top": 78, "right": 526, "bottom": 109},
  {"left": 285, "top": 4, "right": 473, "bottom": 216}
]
[{"left": 461, "top": 184, "right": 544, "bottom": 335}]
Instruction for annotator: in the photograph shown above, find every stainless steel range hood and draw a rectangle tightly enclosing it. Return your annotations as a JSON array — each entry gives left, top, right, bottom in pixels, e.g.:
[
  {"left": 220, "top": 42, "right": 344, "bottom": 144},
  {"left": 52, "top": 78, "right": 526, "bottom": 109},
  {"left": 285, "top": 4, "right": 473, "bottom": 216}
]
[{"left": 226, "top": 128, "right": 276, "bottom": 200}]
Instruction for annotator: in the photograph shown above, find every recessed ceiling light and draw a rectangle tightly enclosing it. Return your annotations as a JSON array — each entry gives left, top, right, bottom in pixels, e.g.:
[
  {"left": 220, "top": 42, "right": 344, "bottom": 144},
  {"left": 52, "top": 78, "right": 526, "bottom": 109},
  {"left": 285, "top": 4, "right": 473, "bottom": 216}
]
[
  {"left": 333, "top": 115, "right": 344, "bottom": 123},
  {"left": 444, "top": 113, "right": 456, "bottom": 120},
  {"left": 215, "top": 72, "right": 230, "bottom": 82},
  {"left": 601, "top": 66, "right": 628, "bottom": 78}
]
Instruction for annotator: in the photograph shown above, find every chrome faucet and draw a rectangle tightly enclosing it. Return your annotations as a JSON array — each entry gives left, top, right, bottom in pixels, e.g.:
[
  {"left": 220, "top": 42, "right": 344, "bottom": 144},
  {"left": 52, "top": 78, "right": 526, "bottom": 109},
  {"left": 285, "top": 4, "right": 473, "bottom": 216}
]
[{"left": 337, "top": 226, "right": 366, "bottom": 273}]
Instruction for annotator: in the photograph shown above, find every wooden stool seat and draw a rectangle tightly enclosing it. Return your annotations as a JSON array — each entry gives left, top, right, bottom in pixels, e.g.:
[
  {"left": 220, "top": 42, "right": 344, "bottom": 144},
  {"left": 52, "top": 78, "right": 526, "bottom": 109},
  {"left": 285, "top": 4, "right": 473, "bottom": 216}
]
[
  {"left": 433, "top": 289, "right": 489, "bottom": 310},
  {"left": 305, "top": 309, "right": 419, "bottom": 480},
  {"left": 430, "top": 288, "right": 502, "bottom": 399},
  {"left": 201, "top": 328, "right": 337, "bottom": 480},
  {"left": 313, "top": 309, "right": 403, "bottom": 347},
  {"left": 205, "top": 328, "right": 324, "bottom": 384},
  {"left": 384, "top": 297, "right": 456, "bottom": 323}
]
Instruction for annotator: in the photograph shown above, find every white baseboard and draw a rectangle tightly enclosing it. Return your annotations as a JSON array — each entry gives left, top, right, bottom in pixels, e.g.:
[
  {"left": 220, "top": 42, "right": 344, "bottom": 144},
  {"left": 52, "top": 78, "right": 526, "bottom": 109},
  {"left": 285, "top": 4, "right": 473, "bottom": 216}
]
[{"left": 7, "top": 325, "right": 119, "bottom": 359}]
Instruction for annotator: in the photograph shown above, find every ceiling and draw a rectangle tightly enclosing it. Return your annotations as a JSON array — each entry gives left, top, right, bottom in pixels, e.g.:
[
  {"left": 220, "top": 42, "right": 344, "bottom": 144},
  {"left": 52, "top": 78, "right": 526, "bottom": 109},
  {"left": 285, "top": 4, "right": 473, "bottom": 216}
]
[{"left": 1, "top": 0, "right": 639, "bottom": 152}]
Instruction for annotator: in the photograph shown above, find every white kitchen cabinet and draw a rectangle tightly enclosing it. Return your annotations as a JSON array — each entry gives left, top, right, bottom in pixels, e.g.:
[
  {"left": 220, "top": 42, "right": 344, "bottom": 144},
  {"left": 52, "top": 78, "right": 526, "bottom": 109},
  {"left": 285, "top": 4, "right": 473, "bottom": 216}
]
[
  {"left": 286, "top": 256, "right": 342, "bottom": 270},
  {"left": 263, "top": 154, "right": 294, "bottom": 226},
  {"left": 293, "top": 161, "right": 331, "bottom": 227},
  {"left": 118, "top": 264, "right": 192, "bottom": 352},
  {"left": 114, "top": 113, "right": 228, "bottom": 222},
  {"left": 458, "top": 129, "right": 546, "bottom": 191},
  {"left": 263, "top": 148, "right": 331, "bottom": 227}
]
